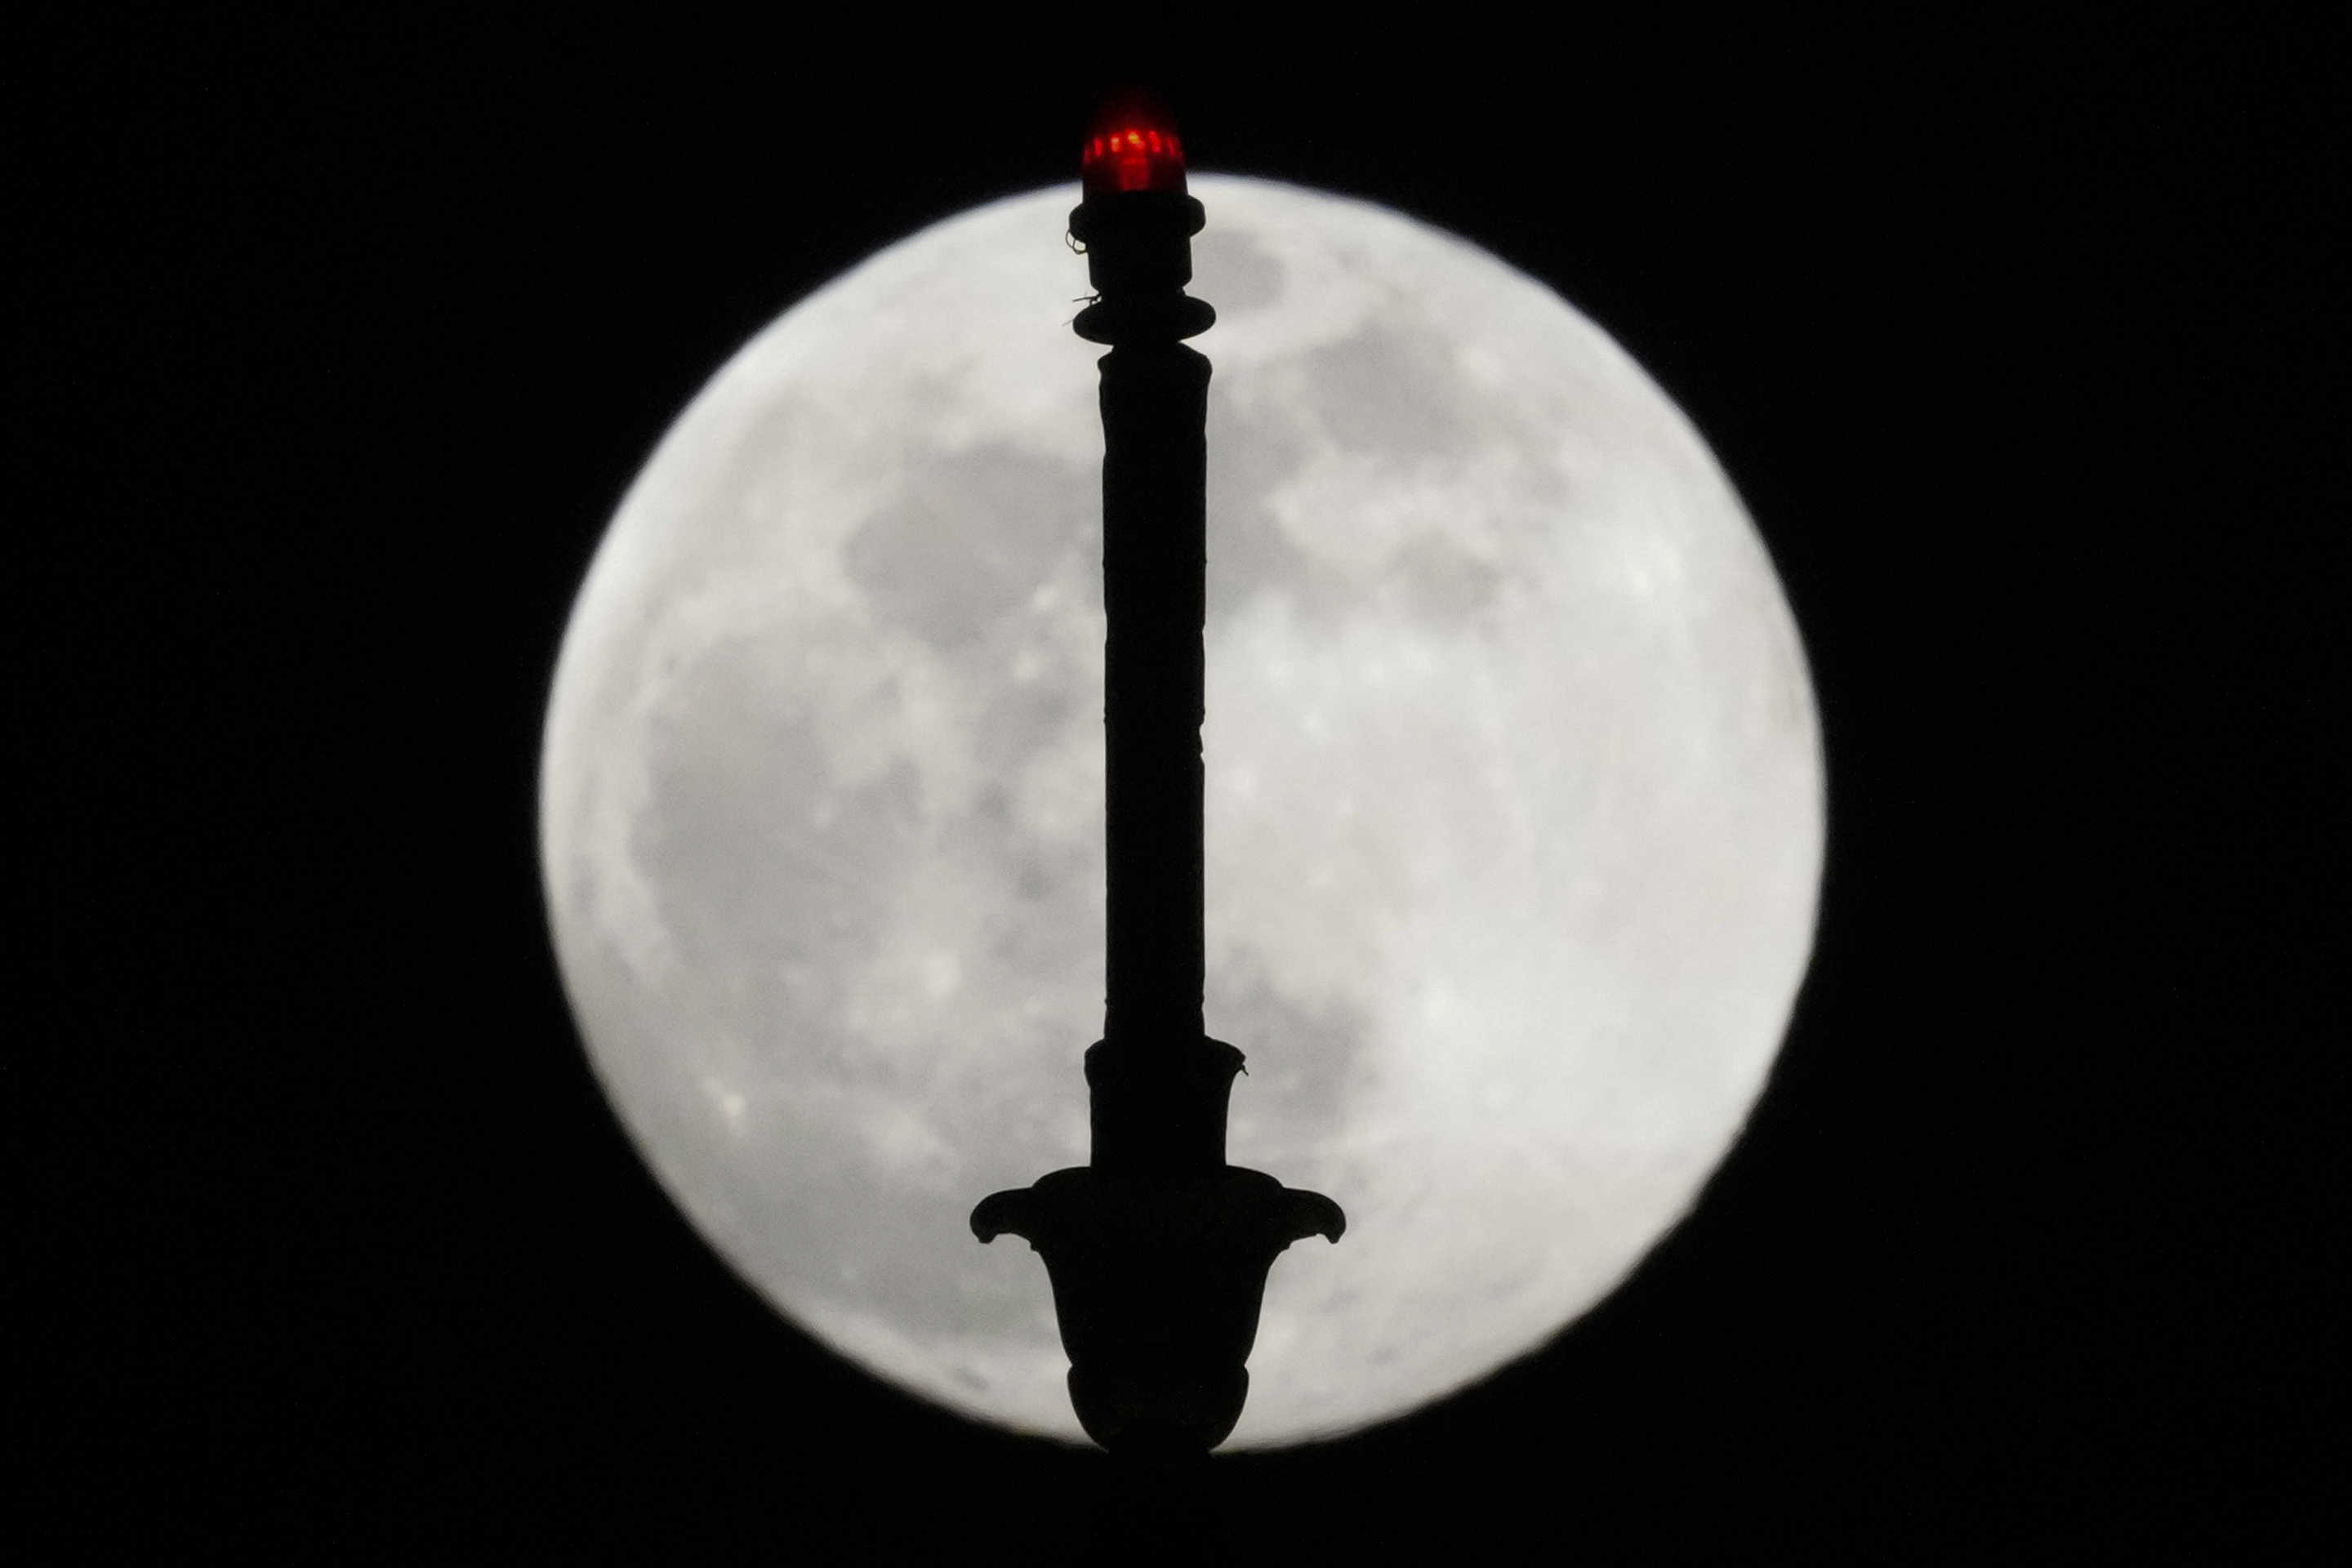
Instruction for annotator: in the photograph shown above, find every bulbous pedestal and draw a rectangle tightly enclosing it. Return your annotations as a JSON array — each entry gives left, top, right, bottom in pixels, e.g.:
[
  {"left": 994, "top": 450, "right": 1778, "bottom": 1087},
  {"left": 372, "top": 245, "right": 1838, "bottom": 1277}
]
[{"left": 973, "top": 1163, "right": 1344, "bottom": 1451}]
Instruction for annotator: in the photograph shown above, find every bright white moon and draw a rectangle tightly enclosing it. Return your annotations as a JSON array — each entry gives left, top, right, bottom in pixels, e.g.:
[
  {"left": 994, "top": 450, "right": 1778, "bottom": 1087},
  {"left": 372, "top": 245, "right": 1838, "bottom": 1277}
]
[{"left": 540, "top": 176, "right": 1824, "bottom": 1448}]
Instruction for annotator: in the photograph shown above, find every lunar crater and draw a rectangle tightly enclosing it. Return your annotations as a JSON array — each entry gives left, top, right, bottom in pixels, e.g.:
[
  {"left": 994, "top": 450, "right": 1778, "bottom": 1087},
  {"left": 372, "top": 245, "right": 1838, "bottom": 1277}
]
[
  {"left": 1192, "top": 228, "right": 1286, "bottom": 314},
  {"left": 844, "top": 441, "right": 1090, "bottom": 651},
  {"left": 1296, "top": 320, "right": 1480, "bottom": 461}
]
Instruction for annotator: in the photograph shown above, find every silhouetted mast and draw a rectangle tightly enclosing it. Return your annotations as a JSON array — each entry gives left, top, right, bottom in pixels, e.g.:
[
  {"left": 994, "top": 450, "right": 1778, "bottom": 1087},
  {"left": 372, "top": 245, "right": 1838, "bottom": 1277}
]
[
  {"left": 1075, "top": 96, "right": 1226, "bottom": 1174},
  {"left": 1085, "top": 107, "right": 1210, "bottom": 1064},
  {"left": 972, "top": 91, "right": 1343, "bottom": 1457}
]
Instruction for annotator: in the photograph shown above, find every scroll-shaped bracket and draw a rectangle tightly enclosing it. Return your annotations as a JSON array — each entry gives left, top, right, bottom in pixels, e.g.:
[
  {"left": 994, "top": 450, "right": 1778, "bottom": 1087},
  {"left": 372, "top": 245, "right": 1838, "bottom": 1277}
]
[{"left": 973, "top": 1165, "right": 1344, "bottom": 1452}]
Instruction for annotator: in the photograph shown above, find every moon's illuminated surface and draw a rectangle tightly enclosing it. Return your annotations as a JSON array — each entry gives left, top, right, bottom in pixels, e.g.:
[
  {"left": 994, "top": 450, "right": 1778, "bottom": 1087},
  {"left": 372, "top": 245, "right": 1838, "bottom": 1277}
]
[{"left": 540, "top": 176, "right": 1823, "bottom": 1448}]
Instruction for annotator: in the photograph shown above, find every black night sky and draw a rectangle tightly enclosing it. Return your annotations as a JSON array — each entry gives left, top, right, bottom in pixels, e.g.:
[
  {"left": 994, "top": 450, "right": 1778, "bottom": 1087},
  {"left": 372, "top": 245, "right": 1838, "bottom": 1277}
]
[{"left": 24, "top": 10, "right": 2343, "bottom": 1562}]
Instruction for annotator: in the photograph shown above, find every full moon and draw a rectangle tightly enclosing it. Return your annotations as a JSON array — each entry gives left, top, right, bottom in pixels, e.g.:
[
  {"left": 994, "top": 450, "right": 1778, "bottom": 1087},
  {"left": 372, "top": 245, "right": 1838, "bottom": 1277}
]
[{"left": 540, "top": 177, "right": 1823, "bottom": 1448}]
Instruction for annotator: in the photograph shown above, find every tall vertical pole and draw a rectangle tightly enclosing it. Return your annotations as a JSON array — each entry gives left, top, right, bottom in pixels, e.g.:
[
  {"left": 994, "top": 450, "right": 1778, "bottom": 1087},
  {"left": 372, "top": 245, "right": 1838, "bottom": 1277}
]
[
  {"left": 971, "top": 94, "right": 1342, "bottom": 1458},
  {"left": 1069, "top": 160, "right": 1237, "bottom": 1179},
  {"left": 1099, "top": 335, "right": 1208, "bottom": 1055}
]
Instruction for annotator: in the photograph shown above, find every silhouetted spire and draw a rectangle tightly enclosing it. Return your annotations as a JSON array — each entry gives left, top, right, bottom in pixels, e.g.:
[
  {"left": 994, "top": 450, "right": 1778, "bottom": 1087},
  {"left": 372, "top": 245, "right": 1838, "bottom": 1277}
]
[{"left": 972, "top": 92, "right": 1343, "bottom": 1457}]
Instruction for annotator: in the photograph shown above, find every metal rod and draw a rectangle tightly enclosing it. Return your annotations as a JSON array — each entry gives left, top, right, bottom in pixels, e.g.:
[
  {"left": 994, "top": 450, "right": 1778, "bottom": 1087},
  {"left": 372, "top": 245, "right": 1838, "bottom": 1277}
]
[{"left": 1099, "top": 340, "right": 1209, "bottom": 1049}]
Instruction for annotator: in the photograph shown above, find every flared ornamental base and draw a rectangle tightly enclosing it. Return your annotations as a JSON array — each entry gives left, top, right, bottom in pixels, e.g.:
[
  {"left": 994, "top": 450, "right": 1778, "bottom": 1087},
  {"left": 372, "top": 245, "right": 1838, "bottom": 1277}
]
[{"left": 971, "top": 1165, "right": 1344, "bottom": 1453}]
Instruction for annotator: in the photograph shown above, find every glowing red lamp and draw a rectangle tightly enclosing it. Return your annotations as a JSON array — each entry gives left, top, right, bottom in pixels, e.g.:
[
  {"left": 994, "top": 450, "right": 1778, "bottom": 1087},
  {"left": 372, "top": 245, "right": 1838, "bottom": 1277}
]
[{"left": 1081, "top": 96, "right": 1187, "bottom": 198}]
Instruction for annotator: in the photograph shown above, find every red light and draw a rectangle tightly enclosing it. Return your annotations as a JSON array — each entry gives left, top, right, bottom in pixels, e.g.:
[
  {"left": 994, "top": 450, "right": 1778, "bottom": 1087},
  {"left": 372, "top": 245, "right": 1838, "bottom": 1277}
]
[{"left": 1080, "top": 90, "right": 1186, "bottom": 198}]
